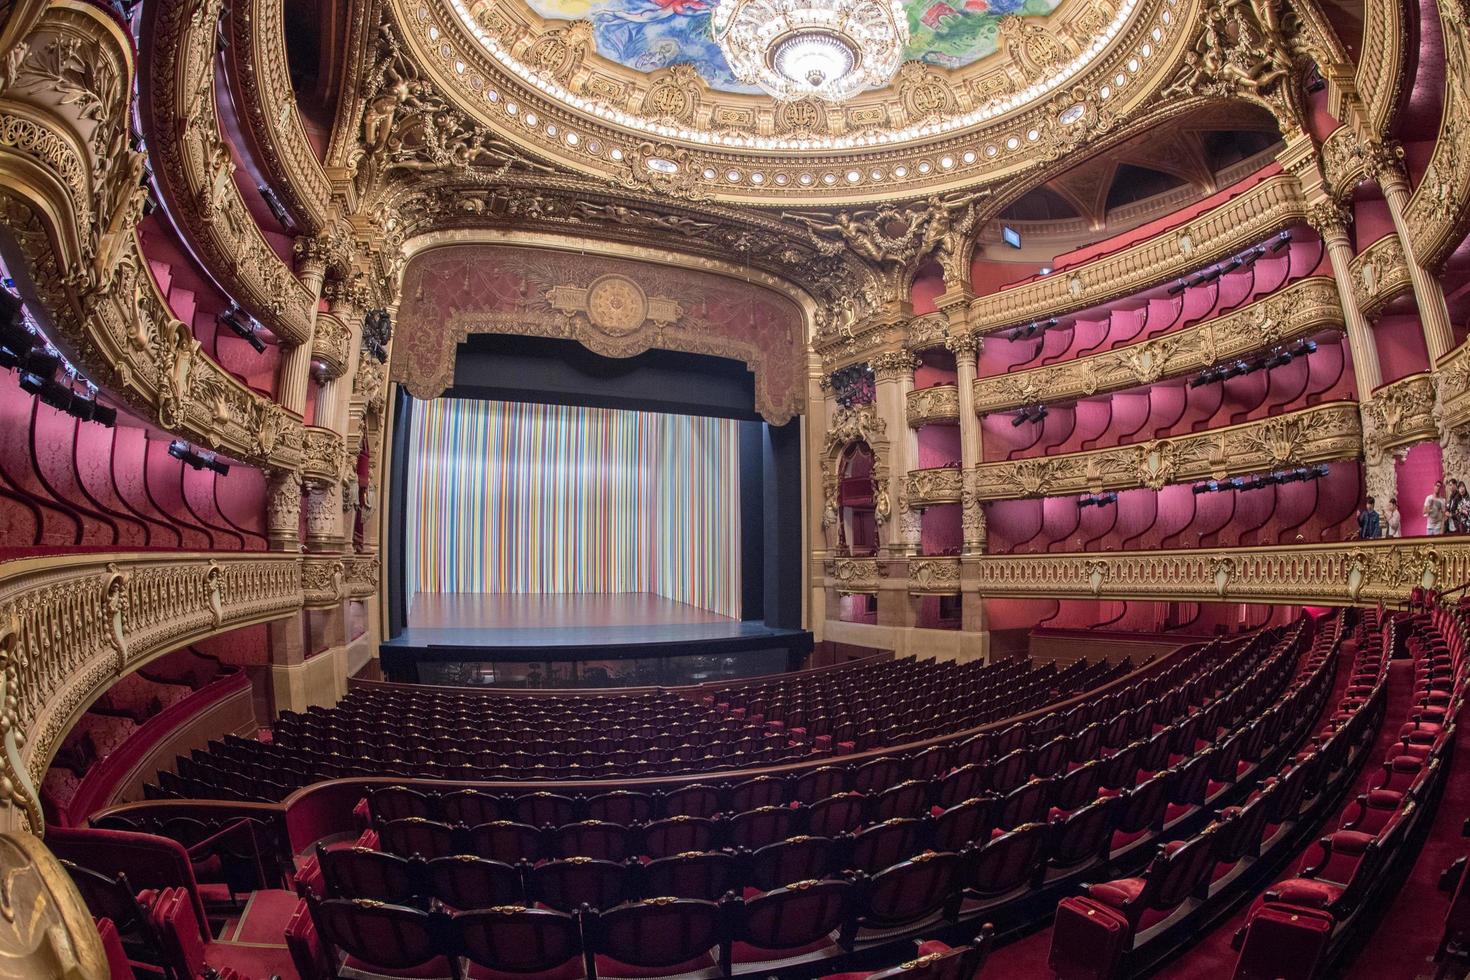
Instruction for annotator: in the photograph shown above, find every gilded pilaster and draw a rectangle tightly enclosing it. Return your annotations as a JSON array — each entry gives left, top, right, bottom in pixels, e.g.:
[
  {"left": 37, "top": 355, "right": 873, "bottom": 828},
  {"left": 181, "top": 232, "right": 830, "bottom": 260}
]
[{"left": 872, "top": 350, "right": 919, "bottom": 555}]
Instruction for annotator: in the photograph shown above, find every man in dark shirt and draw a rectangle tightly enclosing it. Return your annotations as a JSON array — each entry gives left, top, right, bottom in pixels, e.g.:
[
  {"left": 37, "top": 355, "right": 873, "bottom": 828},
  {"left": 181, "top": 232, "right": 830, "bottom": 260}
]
[{"left": 1357, "top": 496, "right": 1381, "bottom": 540}]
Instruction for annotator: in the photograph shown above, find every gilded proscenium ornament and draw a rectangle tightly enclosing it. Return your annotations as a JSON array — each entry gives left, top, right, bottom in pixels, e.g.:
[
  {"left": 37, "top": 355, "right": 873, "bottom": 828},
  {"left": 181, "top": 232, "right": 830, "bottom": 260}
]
[
  {"left": 0, "top": 552, "right": 315, "bottom": 835},
  {"left": 906, "top": 385, "right": 961, "bottom": 427},
  {"left": 971, "top": 277, "right": 1343, "bottom": 413},
  {"left": 971, "top": 538, "right": 1468, "bottom": 607},
  {"left": 969, "top": 400, "right": 1362, "bottom": 500},
  {"left": 966, "top": 173, "right": 1308, "bottom": 335},
  {"left": 1436, "top": 341, "right": 1470, "bottom": 434},
  {"left": 138, "top": 0, "right": 314, "bottom": 345},
  {"left": 908, "top": 557, "right": 961, "bottom": 595},
  {"left": 905, "top": 467, "right": 965, "bottom": 507}
]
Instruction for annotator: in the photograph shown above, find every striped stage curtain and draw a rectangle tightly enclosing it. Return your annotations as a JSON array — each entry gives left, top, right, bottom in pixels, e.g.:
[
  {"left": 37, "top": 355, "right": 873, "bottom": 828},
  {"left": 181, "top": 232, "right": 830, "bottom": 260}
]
[{"left": 405, "top": 397, "right": 741, "bottom": 618}]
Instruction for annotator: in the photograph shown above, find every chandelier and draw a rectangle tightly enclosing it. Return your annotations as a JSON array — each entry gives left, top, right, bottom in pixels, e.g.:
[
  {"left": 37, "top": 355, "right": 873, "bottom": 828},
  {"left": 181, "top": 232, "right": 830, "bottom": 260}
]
[{"left": 712, "top": 0, "right": 910, "bottom": 103}]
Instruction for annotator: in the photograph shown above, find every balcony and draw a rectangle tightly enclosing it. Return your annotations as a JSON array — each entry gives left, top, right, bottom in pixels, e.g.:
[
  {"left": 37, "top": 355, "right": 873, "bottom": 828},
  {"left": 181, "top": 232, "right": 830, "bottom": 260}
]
[{"left": 906, "top": 385, "right": 960, "bottom": 427}]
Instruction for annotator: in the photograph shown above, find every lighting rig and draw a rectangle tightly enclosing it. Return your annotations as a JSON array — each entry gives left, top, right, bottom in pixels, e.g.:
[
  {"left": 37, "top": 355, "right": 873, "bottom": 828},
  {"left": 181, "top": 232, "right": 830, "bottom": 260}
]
[
  {"left": 257, "top": 184, "right": 296, "bottom": 232},
  {"left": 1011, "top": 403, "right": 1049, "bottom": 427},
  {"left": 217, "top": 304, "right": 267, "bottom": 354},
  {"left": 1166, "top": 231, "right": 1292, "bottom": 296},
  {"left": 1078, "top": 492, "right": 1119, "bottom": 507},
  {"left": 1189, "top": 339, "right": 1317, "bottom": 388},
  {"left": 168, "top": 441, "right": 230, "bottom": 476},
  {"left": 1191, "top": 464, "right": 1330, "bottom": 495},
  {"left": 0, "top": 286, "right": 116, "bottom": 426},
  {"left": 1006, "top": 317, "right": 1060, "bottom": 342}
]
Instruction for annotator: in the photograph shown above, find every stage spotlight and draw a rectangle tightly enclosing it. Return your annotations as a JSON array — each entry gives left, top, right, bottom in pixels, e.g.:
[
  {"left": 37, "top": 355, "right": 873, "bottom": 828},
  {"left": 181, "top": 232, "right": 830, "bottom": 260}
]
[
  {"left": 1270, "top": 231, "right": 1292, "bottom": 252},
  {"left": 218, "top": 305, "right": 267, "bottom": 353},
  {"left": 1167, "top": 279, "right": 1188, "bottom": 296},
  {"left": 258, "top": 184, "right": 296, "bottom": 231}
]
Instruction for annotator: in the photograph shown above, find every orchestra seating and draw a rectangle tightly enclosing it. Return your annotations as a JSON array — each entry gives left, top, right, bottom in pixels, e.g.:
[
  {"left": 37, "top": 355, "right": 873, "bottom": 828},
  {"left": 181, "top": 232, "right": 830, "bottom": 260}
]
[
  {"left": 153, "top": 655, "right": 1130, "bottom": 800},
  {"left": 78, "top": 623, "right": 1339, "bottom": 977}
]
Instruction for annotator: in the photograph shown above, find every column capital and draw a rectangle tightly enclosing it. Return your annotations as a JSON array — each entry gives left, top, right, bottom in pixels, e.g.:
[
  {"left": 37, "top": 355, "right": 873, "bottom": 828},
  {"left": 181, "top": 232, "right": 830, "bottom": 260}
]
[
  {"left": 871, "top": 350, "right": 919, "bottom": 382},
  {"left": 1306, "top": 200, "right": 1353, "bottom": 243},
  {"left": 945, "top": 332, "right": 983, "bottom": 361}
]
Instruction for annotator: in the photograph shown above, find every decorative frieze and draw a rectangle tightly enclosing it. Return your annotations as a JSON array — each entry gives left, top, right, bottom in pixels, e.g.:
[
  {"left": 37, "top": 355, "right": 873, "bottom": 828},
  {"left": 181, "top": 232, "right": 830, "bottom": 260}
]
[
  {"left": 827, "top": 558, "right": 882, "bottom": 593},
  {"left": 908, "top": 557, "right": 961, "bottom": 595},
  {"left": 970, "top": 539, "right": 1470, "bottom": 607},
  {"left": 970, "top": 401, "right": 1362, "bottom": 500},
  {"left": 905, "top": 467, "right": 965, "bottom": 507},
  {"left": 971, "top": 277, "right": 1343, "bottom": 413},
  {"left": 1405, "top": 0, "right": 1470, "bottom": 269},
  {"left": 906, "top": 385, "right": 960, "bottom": 427},
  {"left": 0, "top": 552, "right": 331, "bottom": 835},
  {"left": 1350, "top": 234, "right": 1412, "bottom": 317}
]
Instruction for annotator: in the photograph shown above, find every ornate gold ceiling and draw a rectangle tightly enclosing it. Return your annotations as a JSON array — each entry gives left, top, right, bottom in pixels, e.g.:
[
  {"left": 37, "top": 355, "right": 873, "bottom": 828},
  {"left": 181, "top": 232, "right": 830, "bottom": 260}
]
[{"left": 390, "top": 0, "right": 1194, "bottom": 203}]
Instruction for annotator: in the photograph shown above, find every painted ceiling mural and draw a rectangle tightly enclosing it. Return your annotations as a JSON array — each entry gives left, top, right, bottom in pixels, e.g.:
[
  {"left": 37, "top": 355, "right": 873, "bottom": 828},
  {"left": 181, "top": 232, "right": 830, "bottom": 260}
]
[{"left": 523, "top": 0, "right": 1064, "bottom": 93}]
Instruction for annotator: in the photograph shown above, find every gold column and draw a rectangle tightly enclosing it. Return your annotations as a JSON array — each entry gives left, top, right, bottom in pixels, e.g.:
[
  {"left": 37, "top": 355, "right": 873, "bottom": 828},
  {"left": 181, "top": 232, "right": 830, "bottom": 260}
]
[
  {"left": 1368, "top": 149, "right": 1456, "bottom": 360},
  {"left": 282, "top": 243, "right": 327, "bottom": 416},
  {"left": 947, "top": 333, "right": 987, "bottom": 555},
  {"left": 265, "top": 469, "right": 302, "bottom": 552},
  {"left": 872, "top": 350, "right": 919, "bottom": 555}
]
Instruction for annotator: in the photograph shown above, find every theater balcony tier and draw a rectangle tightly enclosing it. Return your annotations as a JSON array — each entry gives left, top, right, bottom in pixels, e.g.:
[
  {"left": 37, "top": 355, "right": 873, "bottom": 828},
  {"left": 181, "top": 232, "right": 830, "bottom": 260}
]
[
  {"left": 905, "top": 467, "right": 964, "bottom": 507},
  {"left": 822, "top": 538, "right": 1470, "bottom": 607},
  {"left": 970, "top": 277, "right": 1344, "bottom": 415},
  {"left": 906, "top": 385, "right": 961, "bottom": 427},
  {"left": 966, "top": 401, "right": 1362, "bottom": 501},
  {"left": 0, "top": 552, "right": 378, "bottom": 836}
]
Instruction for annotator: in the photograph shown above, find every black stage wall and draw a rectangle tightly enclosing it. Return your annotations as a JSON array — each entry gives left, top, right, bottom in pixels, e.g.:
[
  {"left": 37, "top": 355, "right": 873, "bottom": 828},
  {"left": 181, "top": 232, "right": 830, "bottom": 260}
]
[{"left": 386, "top": 336, "right": 804, "bottom": 638}]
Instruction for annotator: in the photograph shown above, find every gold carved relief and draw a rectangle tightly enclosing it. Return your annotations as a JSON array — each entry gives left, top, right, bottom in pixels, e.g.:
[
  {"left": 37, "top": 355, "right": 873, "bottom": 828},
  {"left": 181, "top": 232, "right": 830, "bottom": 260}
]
[{"left": 970, "top": 401, "right": 1362, "bottom": 500}]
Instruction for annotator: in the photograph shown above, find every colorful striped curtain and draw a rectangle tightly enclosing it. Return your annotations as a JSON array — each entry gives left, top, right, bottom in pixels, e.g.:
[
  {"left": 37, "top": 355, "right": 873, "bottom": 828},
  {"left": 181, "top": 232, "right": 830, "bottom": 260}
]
[{"left": 405, "top": 398, "right": 741, "bottom": 618}]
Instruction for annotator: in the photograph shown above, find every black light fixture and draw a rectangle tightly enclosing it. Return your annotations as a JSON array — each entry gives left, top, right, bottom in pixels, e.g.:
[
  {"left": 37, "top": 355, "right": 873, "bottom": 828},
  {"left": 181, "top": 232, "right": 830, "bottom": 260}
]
[
  {"left": 1011, "top": 403, "right": 1049, "bottom": 426},
  {"left": 1190, "top": 340, "right": 1318, "bottom": 388},
  {"left": 218, "top": 304, "right": 267, "bottom": 353},
  {"left": 258, "top": 184, "right": 296, "bottom": 232},
  {"left": 1270, "top": 230, "right": 1292, "bottom": 253},
  {"left": 1192, "top": 465, "right": 1329, "bottom": 495},
  {"left": 1078, "top": 492, "right": 1118, "bottom": 508},
  {"left": 169, "top": 441, "right": 230, "bottom": 475}
]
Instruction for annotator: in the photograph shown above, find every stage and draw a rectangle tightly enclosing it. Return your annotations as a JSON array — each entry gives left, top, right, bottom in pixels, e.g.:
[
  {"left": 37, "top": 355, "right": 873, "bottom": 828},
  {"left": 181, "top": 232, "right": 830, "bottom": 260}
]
[{"left": 379, "top": 593, "right": 813, "bottom": 688}]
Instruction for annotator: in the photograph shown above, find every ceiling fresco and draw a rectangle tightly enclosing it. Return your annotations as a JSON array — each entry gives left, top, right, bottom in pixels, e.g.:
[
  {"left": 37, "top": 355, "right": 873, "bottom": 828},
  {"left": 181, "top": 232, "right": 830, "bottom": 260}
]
[{"left": 522, "top": 0, "right": 1064, "bottom": 94}]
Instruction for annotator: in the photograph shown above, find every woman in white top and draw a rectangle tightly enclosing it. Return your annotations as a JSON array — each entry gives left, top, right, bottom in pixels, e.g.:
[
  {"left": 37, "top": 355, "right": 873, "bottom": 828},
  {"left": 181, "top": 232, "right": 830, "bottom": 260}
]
[
  {"left": 1425, "top": 481, "right": 1447, "bottom": 535},
  {"left": 1384, "top": 497, "right": 1402, "bottom": 538}
]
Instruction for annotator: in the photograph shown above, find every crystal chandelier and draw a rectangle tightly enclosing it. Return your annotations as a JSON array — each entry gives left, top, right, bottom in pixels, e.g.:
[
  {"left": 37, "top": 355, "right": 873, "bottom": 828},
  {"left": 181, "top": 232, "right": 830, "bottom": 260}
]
[{"left": 713, "top": 0, "right": 910, "bottom": 103}]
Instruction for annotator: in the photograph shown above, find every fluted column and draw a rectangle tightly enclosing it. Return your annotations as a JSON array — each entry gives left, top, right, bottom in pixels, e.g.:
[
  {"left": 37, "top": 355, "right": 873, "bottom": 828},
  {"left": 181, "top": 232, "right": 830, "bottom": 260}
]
[
  {"left": 872, "top": 350, "right": 919, "bottom": 555},
  {"left": 1367, "top": 150, "right": 1456, "bottom": 360},
  {"left": 282, "top": 242, "right": 328, "bottom": 416},
  {"left": 1307, "top": 201, "right": 1394, "bottom": 505},
  {"left": 948, "top": 333, "right": 988, "bottom": 555}
]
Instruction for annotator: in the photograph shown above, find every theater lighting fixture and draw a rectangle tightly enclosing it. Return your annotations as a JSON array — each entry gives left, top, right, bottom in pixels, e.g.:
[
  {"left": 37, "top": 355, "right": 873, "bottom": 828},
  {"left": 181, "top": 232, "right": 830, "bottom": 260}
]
[
  {"left": 258, "top": 184, "right": 296, "bottom": 231},
  {"left": 218, "top": 304, "right": 267, "bottom": 353},
  {"left": 169, "top": 441, "right": 230, "bottom": 475},
  {"left": 1078, "top": 492, "right": 1119, "bottom": 508},
  {"left": 1190, "top": 340, "right": 1317, "bottom": 388},
  {"left": 1192, "top": 465, "right": 1329, "bottom": 494},
  {"left": 1007, "top": 318, "right": 1060, "bottom": 342},
  {"left": 1270, "top": 230, "right": 1292, "bottom": 252},
  {"left": 1011, "top": 403, "right": 1049, "bottom": 426}
]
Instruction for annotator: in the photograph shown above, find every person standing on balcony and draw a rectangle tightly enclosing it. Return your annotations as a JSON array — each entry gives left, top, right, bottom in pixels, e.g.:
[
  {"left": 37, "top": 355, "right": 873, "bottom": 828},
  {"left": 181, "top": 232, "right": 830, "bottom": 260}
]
[
  {"left": 1384, "top": 497, "right": 1402, "bottom": 538},
  {"left": 1424, "top": 482, "right": 1447, "bottom": 535},
  {"left": 1357, "top": 497, "right": 1381, "bottom": 540}
]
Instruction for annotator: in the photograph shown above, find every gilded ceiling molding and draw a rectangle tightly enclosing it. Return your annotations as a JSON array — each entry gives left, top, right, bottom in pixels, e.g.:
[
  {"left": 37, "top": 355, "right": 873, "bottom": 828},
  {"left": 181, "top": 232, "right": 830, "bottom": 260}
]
[
  {"left": 968, "top": 399, "right": 1361, "bottom": 500},
  {"left": 138, "top": 0, "right": 315, "bottom": 346},
  {"left": 223, "top": 0, "right": 335, "bottom": 232},
  {"left": 966, "top": 537, "right": 1467, "bottom": 606},
  {"left": 963, "top": 170, "right": 1308, "bottom": 336},
  {"left": 1362, "top": 372, "right": 1438, "bottom": 458},
  {"left": 1404, "top": 0, "right": 1470, "bottom": 271},
  {"left": 906, "top": 385, "right": 961, "bottom": 428},
  {"left": 0, "top": 551, "right": 321, "bottom": 835},
  {"left": 391, "top": 237, "right": 809, "bottom": 424},
  {"left": 387, "top": 0, "right": 1195, "bottom": 204},
  {"left": 1350, "top": 234, "right": 1413, "bottom": 318},
  {"left": 971, "top": 275, "right": 1342, "bottom": 413}
]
